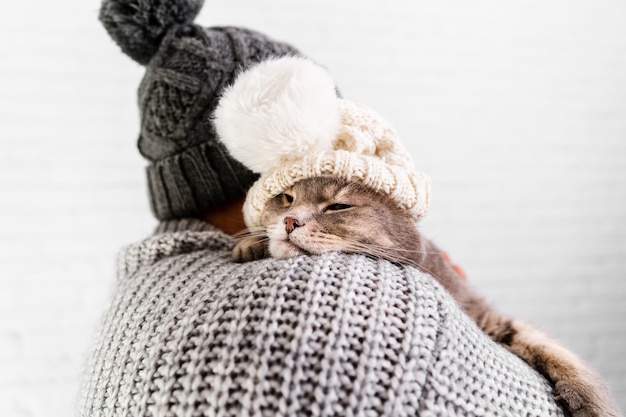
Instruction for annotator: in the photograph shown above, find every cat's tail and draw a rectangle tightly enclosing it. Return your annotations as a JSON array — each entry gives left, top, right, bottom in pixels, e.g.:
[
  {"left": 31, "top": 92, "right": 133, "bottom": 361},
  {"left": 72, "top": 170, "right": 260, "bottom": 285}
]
[
  {"left": 501, "top": 318, "right": 622, "bottom": 417},
  {"left": 422, "top": 240, "right": 621, "bottom": 416},
  {"left": 99, "top": 0, "right": 205, "bottom": 65}
]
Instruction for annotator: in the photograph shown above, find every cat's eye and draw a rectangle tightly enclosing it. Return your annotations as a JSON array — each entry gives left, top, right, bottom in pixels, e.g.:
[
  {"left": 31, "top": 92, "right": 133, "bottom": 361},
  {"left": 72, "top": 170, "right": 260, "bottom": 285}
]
[
  {"left": 281, "top": 193, "right": 294, "bottom": 207},
  {"left": 324, "top": 203, "right": 353, "bottom": 212}
]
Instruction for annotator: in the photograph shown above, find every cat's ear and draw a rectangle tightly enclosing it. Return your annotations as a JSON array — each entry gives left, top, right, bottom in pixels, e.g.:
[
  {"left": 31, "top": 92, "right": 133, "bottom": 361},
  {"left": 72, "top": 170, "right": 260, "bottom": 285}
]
[{"left": 214, "top": 57, "right": 341, "bottom": 174}]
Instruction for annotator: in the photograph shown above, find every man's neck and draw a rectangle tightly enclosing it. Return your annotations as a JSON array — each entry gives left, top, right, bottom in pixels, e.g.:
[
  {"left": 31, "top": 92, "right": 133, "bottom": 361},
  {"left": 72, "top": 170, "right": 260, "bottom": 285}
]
[{"left": 199, "top": 196, "right": 247, "bottom": 236}]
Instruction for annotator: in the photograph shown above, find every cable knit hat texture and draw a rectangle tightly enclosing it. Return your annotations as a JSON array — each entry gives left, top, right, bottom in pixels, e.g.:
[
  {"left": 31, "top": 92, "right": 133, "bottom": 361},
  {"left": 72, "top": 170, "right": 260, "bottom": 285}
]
[
  {"left": 99, "top": 0, "right": 301, "bottom": 220},
  {"left": 214, "top": 57, "right": 431, "bottom": 228}
]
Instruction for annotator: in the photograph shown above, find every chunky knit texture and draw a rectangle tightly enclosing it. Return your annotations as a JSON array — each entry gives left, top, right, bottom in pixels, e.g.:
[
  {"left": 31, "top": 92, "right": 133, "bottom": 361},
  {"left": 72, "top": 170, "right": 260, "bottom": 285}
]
[{"left": 80, "top": 219, "right": 565, "bottom": 416}]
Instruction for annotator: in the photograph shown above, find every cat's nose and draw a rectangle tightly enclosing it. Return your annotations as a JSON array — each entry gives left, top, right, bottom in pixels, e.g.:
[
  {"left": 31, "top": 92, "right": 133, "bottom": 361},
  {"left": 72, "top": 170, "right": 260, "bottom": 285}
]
[{"left": 284, "top": 216, "right": 302, "bottom": 234}]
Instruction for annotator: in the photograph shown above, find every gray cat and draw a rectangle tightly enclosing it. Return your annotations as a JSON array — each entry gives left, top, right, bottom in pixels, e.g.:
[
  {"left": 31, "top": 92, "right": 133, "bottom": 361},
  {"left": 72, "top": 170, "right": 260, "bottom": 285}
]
[{"left": 234, "top": 176, "right": 621, "bottom": 417}]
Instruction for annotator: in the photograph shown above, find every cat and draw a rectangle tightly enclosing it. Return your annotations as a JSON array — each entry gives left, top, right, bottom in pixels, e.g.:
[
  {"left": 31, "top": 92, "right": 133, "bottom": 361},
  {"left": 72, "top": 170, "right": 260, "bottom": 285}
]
[{"left": 233, "top": 176, "right": 621, "bottom": 417}]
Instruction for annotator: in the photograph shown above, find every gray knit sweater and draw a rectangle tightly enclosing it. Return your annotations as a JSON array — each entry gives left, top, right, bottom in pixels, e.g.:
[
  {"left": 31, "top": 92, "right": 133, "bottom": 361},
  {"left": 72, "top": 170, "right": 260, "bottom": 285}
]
[{"left": 80, "top": 219, "right": 565, "bottom": 416}]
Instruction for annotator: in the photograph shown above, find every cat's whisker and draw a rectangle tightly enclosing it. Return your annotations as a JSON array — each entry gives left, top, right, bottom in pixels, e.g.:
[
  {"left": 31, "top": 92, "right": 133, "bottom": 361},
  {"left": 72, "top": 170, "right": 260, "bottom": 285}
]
[
  {"left": 338, "top": 238, "right": 442, "bottom": 256},
  {"left": 348, "top": 241, "right": 443, "bottom": 256},
  {"left": 339, "top": 241, "right": 422, "bottom": 268},
  {"left": 233, "top": 227, "right": 268, "bottom": 239},
  {"left": 337, "top": 240, "right": 442, "bottom": 276},
  {"left": 285, "top": 237, "right": 439, "bottom": 288}
]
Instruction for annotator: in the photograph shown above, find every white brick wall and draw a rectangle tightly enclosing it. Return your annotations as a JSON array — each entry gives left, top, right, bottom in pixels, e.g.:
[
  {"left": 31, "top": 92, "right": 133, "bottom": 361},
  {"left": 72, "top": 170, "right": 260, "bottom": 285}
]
[{"left": 0, "top": 0, "right": 624, "bottom": 415}]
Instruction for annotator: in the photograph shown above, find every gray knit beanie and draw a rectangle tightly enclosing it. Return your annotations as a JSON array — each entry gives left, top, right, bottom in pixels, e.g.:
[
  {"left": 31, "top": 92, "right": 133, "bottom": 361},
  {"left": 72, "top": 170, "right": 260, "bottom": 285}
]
[{"left": 99, "top": 0, "right": 301, "bottom": 220}]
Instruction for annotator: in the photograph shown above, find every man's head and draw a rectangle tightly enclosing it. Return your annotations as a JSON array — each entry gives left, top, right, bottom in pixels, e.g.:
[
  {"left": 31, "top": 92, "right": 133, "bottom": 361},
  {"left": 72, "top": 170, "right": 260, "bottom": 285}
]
[{"left": 100, "top": 0, "right": 301, "bottom": 220}]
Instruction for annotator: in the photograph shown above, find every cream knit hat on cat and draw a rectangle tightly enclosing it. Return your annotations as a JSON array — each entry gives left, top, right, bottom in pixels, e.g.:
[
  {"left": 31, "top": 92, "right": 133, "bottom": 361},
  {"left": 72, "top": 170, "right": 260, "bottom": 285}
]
[{"left": 214, "top": 56, "right": 431, "bottom": 227}]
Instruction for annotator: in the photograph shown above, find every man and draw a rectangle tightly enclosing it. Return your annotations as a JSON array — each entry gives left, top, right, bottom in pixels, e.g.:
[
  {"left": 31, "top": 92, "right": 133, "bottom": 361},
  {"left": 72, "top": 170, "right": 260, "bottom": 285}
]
[{"left": 81, "top": 0, "right": 566, "bottom": 415}]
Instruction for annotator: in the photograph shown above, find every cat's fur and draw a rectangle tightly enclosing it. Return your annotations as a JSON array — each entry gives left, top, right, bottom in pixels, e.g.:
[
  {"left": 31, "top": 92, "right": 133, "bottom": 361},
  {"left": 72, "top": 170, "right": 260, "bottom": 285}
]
[{"left": 233, "top": 176, "right": 620, "bottom": 417}]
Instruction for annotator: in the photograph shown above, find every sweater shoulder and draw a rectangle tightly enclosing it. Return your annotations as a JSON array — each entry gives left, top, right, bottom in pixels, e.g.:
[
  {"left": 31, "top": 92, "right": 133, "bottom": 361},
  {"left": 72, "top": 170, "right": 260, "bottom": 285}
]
[
  {"left": 117, "top": 222, "right": 234, "bottom": 280},
  {"left": 90, "top": 246, "right": 564, "bottom": 415}
]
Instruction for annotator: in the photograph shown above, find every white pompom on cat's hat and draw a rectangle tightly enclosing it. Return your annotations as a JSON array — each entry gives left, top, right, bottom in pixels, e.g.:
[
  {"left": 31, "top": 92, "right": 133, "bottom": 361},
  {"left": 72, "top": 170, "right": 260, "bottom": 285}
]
[
  {"left": 214, "top": 57, "right": 341, "bottom": 174},
  {"left": 214, "top": 56, "right": 431, "bottom": 227}
]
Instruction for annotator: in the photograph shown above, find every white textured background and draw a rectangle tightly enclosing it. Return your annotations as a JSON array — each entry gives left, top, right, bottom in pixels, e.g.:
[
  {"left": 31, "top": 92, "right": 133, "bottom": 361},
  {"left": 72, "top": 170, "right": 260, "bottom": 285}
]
[{"left": 1, "top": 0, "right": 625, "bottom": 416}]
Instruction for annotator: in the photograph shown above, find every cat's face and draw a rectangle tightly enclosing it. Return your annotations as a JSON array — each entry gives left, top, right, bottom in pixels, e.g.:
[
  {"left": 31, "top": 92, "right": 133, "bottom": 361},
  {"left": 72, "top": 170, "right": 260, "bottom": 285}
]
[{"left": 259, "top": 176, "right": 421, "bottom": 262}]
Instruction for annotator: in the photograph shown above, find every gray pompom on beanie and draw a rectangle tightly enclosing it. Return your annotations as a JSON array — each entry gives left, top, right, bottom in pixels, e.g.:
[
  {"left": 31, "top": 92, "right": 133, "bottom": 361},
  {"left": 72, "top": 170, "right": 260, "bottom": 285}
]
[{"left": 99, "top": 0, "right": 301, "bottom": 220}]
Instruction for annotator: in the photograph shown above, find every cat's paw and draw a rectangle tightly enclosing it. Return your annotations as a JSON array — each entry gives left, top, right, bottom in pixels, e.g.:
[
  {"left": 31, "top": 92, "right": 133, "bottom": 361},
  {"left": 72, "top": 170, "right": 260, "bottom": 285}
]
[
  {"left": 232, "top": 237, "right": 268, "bottom": 263},
  {"left": 554, "top": 379, "right": 621, "bottom": 417}
]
